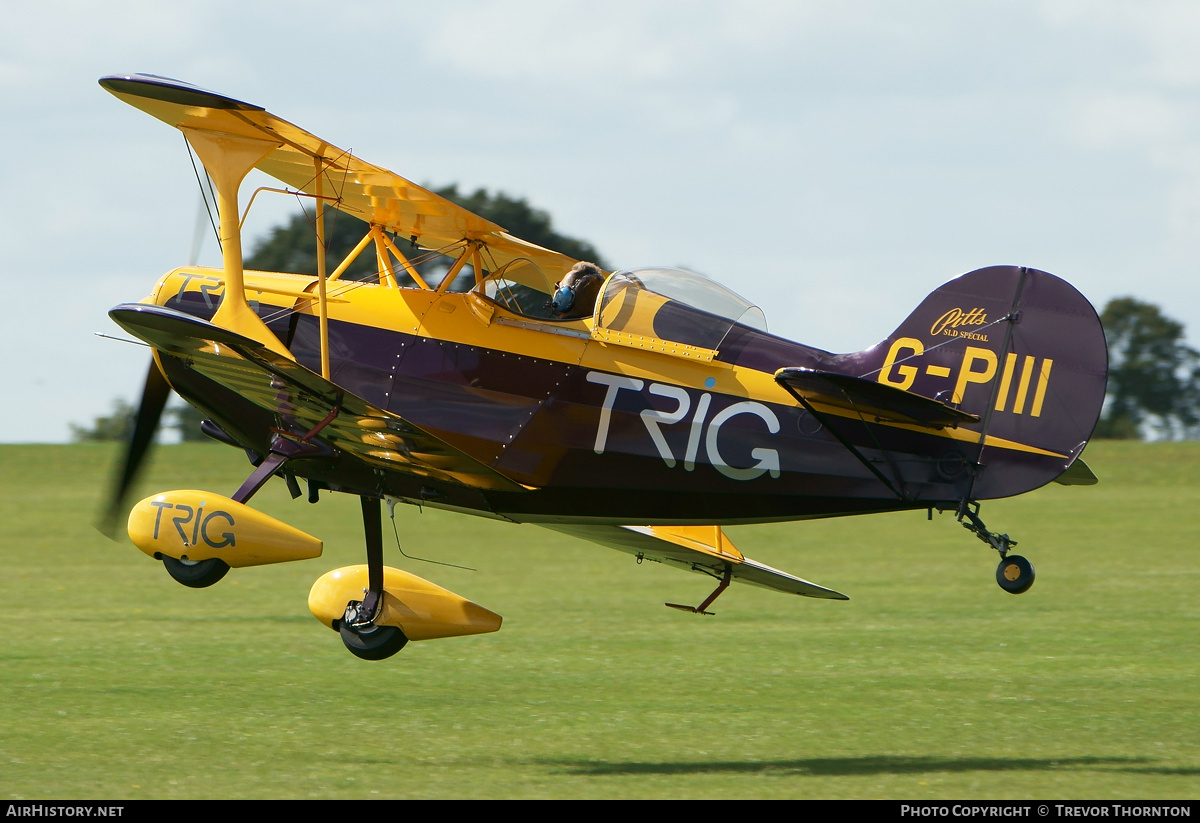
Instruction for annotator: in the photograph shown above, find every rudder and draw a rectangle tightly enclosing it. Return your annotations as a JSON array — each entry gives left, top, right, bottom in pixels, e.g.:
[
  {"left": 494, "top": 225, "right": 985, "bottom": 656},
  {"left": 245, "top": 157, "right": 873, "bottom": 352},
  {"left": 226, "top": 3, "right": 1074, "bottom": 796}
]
[{"left": 839, "top": 266, "right": 1107, "bottom": 500}]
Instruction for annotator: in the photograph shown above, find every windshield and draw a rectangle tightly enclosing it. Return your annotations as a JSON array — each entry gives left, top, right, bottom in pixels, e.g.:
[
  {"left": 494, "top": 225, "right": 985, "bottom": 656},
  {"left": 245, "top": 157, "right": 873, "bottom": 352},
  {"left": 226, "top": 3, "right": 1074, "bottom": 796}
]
[
  {"left": 596, "top": 267, "right": 766, "bottom": 350},
  {"left": 472, "top": 258, "right": 558, "bottom": 320}
]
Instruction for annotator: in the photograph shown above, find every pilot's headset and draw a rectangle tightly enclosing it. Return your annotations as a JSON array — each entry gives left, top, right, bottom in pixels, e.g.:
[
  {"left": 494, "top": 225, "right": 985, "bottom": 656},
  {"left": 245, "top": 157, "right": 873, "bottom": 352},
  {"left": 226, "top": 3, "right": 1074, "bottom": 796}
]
[{"left": 551, "top": 262, "right": 605, "bottom": 318}]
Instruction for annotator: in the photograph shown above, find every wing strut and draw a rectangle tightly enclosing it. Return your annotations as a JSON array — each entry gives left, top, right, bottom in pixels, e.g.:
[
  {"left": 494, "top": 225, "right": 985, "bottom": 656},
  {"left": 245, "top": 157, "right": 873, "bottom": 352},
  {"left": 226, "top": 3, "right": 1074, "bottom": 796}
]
[
  {"left": 314, "top": 156, "right": 331, "bottom": 379},
  {"left": 230, "top": 405, "right": 340, "bottom": 504},
  {"left": 179, "top": 126, "right": 290, "bottom": 359}
]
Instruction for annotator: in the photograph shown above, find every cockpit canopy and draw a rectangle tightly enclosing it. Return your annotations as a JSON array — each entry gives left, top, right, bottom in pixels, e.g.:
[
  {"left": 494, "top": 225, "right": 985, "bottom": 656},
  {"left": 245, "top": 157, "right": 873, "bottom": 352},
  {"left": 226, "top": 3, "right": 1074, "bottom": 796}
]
[
  {"left": 473, "top": 262, "right": 767, "bottom": 351},
  {"left": 596, "top": 267, "right": 767, "bottom": 351},
  {"left": 474, "top": 257, "right": 560, "bottom": 319}
]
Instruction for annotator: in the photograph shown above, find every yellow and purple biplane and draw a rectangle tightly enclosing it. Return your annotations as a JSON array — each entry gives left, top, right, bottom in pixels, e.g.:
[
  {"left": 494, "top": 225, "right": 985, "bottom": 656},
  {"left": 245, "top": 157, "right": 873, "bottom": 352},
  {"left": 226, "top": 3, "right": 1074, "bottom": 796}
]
[{"left": 99, "top": 74, "right": 1107, "bottom": 660}]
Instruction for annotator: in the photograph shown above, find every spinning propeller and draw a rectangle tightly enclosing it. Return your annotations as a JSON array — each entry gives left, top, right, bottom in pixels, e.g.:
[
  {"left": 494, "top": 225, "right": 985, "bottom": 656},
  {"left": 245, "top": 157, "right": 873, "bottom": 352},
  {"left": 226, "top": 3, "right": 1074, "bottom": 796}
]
[
  {"left": 98, "top": 187, "right": 213, "bottom": 538},
  {"left": 97, "top": 358, "right": 172, "bottom": 537}
]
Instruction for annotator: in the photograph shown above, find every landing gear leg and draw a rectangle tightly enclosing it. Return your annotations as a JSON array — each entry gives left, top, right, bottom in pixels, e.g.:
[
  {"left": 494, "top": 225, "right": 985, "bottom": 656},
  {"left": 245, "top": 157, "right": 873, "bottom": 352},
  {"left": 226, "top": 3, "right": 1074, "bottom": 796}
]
[
  {"left": 338, "top": 496, "right": 408, "bottom": 660},
  {"left": 958, "top": 501, "right": 1035, "bottom": 595}
]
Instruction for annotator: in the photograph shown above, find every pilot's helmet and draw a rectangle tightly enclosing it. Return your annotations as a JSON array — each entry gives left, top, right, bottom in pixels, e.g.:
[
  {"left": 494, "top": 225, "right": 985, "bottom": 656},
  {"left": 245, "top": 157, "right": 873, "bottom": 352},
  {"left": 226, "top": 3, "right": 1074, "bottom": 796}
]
[{"left": 551, "top": 262, "right": 605, "bottom": 318}]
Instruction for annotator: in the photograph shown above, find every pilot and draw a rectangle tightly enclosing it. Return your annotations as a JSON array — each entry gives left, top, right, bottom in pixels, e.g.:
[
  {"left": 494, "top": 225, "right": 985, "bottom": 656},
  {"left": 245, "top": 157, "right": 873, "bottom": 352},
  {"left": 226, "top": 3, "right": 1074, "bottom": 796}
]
[{"left": 550, "top": 261, "right": 605, "bottom": 319}]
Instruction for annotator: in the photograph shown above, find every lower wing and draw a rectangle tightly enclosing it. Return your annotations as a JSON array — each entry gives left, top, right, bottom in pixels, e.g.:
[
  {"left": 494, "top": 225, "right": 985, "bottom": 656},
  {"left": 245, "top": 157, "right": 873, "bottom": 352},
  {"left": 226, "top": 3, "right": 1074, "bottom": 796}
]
[
  {"left": 109, "top": 303, "right": 528, "bottom": 493},
  {"left": 542, "top": 523, "right": 848, "bottom": 600}
]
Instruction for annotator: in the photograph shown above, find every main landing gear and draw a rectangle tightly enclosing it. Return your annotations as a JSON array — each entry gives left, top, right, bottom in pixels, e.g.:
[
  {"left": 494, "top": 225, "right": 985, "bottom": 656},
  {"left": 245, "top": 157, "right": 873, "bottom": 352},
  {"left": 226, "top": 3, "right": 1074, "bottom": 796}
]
[
  {"left": 333, "top": 497, "right": 410, "bottom": 661},
  {"left": 162, "top": 555, "right": 230, "bottom": 588},
  {"left": 957, "top": 501, "right": 1035, "bottom": 595},
  {"left": 149, "top": 421, "right": 411, "bottom": 659}
]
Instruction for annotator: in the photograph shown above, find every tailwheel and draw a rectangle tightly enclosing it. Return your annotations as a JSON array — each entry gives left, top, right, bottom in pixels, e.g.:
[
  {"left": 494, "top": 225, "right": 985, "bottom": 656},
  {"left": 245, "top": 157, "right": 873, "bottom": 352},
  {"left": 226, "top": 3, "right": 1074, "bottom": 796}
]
[
  {"left": 339, "top": 607, "right": 409, "bottom": 661},
  {"left": 996, "top": 554, "right": 1035, "bottom": 595},
  {"left": 958, "top": 502, "right": 1033, "bottom": 594},
  {"left": 162, "top": 555, "right": 230, "bottom": 589}
]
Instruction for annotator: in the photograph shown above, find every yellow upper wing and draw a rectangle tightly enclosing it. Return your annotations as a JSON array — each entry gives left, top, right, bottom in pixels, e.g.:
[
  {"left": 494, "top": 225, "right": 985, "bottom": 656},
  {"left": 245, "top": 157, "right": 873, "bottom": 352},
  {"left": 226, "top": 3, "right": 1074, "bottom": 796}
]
[{"left": 100, "top": 74, "right": 580, "bottom": 282}]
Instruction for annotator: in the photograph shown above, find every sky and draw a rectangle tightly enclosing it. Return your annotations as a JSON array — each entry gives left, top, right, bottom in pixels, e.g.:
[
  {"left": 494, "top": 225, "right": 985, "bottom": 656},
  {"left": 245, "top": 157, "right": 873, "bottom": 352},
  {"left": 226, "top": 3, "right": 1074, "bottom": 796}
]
[{"left": 3, "top": 0, "right": 1200, "bottom": 442}]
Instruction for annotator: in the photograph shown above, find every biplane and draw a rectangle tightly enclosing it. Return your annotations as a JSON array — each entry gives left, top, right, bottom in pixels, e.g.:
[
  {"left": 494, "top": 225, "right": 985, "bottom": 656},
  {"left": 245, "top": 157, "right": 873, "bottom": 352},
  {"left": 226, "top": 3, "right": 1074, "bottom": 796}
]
[{"left": 98, "top": 74, "right": 1108, "bottom": 660}]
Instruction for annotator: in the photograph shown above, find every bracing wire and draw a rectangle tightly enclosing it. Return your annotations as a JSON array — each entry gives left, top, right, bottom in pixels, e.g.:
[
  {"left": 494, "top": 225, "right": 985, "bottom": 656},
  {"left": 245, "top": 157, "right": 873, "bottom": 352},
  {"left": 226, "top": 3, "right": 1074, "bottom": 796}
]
[{"left": 183, "top": 134, "right": 222, "bottom": 255}]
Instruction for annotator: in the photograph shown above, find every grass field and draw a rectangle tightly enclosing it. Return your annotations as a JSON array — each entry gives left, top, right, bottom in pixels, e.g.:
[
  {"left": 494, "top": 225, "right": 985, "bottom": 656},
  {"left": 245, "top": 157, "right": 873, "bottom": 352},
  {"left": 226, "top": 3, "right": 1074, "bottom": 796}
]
[{"left": 0, "top": 441, "right": 1197, "bottom": 799}]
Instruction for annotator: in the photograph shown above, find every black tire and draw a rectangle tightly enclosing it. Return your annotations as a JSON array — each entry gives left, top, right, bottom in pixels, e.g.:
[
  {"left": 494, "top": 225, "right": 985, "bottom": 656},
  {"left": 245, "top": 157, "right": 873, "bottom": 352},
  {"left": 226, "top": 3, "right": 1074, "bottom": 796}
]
[
  {"left": 162, "top": 556, "right": 230, "bottom": 589},
  {"left": 339, "top": 621, "right": 409, "bottom": 661},
  {"left": 996, "top": 554, "right": 1035, "bottom": 594}
]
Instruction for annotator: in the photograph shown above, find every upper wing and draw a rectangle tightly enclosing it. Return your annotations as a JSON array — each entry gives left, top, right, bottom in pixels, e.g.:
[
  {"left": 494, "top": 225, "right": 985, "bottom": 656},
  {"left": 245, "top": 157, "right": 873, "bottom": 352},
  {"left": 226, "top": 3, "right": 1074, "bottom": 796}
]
[
  {"left": 99, "top": 74, "right": 581, "bottom": 282},
  {"left": 110, "top": 302, "right": 528, "bottom": 493},
  {"left": 543, "top": 523, "right": 848, "bottom": 600}
]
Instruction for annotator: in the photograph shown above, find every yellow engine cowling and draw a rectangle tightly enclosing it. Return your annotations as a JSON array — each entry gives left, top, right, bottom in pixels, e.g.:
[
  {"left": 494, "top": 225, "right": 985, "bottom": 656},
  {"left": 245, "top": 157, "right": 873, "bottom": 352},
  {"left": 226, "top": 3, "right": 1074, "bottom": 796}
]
[
  {"left": 308, "top": 565, "right": 502, "bottom": 642},
  {"left": 128, "top": 490, "right": 323, "bottom": 567}
]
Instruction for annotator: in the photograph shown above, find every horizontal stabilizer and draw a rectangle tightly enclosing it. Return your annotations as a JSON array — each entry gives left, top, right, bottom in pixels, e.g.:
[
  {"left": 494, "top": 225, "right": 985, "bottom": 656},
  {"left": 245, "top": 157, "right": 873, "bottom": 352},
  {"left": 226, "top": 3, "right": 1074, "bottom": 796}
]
[
  {"left": 1054, "top": 457, "right": 1098, "bottom": 485},
  {"left": 775, "top": 367, "right": 980, "bottom": 429},
  {"left": 543, "top": 523, "right": 848, "bottom": 600},
  {"left": 109, "top": 303, "right": 528, "bottom": 492}
]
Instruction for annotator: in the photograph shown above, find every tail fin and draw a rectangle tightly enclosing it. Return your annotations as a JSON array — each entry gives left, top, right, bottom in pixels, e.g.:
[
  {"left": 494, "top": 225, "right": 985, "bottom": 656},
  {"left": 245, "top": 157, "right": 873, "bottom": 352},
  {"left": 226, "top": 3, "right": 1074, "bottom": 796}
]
[{"left": 839, "top": 266, "right": 1107, "bottom": 500}]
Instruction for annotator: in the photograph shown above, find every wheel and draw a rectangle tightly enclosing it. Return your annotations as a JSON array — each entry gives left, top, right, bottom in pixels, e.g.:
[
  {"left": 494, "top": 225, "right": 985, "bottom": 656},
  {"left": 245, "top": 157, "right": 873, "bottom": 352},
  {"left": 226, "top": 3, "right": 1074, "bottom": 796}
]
[
  {"left": 996, "top": 554, "right": 1035, "bottom": 594},
  {"left": 162, "top": 555, "right": 230, "bottom": 589},
  {"left": 339, "top": 621, "right": 409, "bottom": 661}
]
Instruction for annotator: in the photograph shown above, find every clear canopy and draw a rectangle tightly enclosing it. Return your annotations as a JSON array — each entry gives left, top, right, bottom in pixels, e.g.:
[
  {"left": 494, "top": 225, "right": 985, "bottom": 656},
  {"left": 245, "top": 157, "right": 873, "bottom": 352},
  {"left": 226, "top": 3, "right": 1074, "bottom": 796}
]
[
  {"left": 595, "top": 267, "right": 766, "bottom": 350},
  {"left": 473, "top": 257, "right": 559, "bottom": 320},
  {"left": 599, "top": 268, "right": 766, "bottom": 330},
  {"left": 473, "top": 263, "right": 768, "bottom": 351}
]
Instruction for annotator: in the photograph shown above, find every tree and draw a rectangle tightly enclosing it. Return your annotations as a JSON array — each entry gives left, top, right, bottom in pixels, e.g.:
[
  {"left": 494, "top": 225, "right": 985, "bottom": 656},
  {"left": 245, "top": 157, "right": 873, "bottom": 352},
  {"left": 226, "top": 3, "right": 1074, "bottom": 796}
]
[
  {"left": 246, "top": 206, "right": 378, "bottom": 280},
  {"left": 245, "top": 184, "right": 607, "bottom": 285},
  {"left": 435, "top": 185, "right": 606, "bottom": 266},
  {"left": 1094, "top": 297, "right": 1200, "bottom": 439},
  {"left": 71, "top": 397, "right": 213, "bottom": 443},
  {"left": 70, "top": 399, "right": 135, "bottom": 442},
  {"left": 168, "top": 401, "right": 209, "bottom": 442}
]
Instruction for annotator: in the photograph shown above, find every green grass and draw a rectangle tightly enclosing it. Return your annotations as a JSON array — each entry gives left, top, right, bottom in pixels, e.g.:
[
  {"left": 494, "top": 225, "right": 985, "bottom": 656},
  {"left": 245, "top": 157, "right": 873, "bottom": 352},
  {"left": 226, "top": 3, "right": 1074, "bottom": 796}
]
[{"left": 0, "top": 441, "right": 1197, "bottom": 798}]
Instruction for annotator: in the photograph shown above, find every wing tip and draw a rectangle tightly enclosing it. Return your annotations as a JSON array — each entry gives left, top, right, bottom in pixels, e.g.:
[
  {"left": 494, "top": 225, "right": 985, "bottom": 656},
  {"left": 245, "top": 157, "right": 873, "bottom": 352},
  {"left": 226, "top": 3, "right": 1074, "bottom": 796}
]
[{"left": 99, "top": 73, "right": 264, "bottom": 112}]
